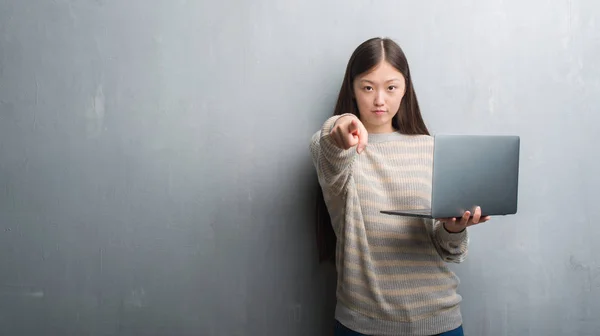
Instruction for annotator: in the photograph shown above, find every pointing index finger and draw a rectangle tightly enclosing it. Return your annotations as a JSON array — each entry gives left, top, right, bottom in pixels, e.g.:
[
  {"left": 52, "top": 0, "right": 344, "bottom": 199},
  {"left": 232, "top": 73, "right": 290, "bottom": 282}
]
[
  {"left": 348, "top": 119, "right": 359, "bottom": 134},
  {"left": 356, "top": 123, "right": 368, "bottom": 154}
]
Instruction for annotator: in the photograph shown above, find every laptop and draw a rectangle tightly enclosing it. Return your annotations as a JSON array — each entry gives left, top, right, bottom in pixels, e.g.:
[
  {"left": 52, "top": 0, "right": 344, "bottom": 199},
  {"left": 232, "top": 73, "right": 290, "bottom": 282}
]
[{"left": 380, "top": 134, "right": 520, "bottom": 219}]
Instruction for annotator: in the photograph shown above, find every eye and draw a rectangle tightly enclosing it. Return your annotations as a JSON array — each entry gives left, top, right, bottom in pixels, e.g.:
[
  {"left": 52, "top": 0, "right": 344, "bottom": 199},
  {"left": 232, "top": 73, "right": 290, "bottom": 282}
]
[
  {"left": 363, "top": 86, "right": 373, "bottom": 91},
  {"left": 388, "top": 85, "right": 397, "bottom": 91}
]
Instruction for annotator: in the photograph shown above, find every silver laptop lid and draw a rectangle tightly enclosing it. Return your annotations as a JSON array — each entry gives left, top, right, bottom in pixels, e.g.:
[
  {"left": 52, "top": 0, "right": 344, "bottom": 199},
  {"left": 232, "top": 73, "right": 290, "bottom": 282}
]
[{"left": 431, "top": 135, "right": 520, "bottom": 218}]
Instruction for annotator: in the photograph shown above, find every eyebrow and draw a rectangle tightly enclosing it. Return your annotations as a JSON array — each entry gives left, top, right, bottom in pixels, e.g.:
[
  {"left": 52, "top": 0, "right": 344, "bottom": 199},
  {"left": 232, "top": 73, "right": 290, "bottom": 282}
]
[{"left": 359, "top": 78, "right": 402, "bottom": 83}]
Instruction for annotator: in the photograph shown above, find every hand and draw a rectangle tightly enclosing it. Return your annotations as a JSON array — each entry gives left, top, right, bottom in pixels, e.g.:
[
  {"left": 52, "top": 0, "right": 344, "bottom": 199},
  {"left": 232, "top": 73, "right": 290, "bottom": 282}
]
[
  {"left": 436, "top": 206, "right": 491, "bottom": 233},
  {"left": 330, "top": 115, "right": 369, "bottom": 153}
]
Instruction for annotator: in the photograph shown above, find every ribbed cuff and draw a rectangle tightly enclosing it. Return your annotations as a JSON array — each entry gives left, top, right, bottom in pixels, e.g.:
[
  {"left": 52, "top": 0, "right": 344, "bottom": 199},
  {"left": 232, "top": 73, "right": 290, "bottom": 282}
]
[{"left": 437, "top": 223, "right": 467, "bottom": 243}]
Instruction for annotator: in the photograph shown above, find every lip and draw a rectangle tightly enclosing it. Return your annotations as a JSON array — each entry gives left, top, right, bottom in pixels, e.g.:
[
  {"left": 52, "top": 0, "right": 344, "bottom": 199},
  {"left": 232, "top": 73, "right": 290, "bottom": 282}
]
[{"left": 372, "top": 110, "right": 387, "bottom": 114}]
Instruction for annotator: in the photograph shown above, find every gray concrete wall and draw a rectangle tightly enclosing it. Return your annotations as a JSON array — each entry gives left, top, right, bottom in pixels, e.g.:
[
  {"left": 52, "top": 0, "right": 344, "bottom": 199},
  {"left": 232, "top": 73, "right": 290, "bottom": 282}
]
[{"left": 0, "top": 0, "right": 598, "bottom": 335}]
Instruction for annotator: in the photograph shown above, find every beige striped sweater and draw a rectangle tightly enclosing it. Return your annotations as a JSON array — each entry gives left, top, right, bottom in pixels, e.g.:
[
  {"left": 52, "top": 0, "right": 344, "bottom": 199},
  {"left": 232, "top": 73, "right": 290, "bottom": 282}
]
[{"left": 310, "top": 115, "right": 469, "bottom": 336}]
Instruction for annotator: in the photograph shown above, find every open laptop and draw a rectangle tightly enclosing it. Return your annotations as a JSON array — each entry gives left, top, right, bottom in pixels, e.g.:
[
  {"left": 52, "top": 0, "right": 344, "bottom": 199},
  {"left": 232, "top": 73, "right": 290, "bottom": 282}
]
[{"left": 380, "top": 134, "right": 520, "bottom": 219}]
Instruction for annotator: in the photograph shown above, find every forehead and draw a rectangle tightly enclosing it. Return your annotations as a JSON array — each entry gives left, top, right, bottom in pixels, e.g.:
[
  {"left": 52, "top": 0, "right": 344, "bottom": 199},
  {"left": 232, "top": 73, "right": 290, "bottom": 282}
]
[{"left": 356, "top": 61, "right": 404, "bottom": 82}]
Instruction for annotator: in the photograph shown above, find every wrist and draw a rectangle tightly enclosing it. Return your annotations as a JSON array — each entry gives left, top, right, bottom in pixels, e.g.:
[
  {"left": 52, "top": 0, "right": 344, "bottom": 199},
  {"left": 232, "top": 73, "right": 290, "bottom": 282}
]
[{"left": 443, "top": 221, "right": 465, "bottom": 234}]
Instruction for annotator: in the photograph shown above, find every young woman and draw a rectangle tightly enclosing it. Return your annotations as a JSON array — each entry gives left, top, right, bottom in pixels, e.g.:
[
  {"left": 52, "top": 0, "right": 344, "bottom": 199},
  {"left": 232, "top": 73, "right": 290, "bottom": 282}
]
[{"left": 310, "top": 37, "right": 491, "bottom": 336}]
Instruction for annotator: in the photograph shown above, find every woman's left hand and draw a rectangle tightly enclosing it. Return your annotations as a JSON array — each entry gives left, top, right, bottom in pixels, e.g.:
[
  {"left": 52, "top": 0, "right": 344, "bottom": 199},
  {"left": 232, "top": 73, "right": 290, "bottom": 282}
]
[{"left": 436, "top": 206, "right": 491, "bottom": 233}]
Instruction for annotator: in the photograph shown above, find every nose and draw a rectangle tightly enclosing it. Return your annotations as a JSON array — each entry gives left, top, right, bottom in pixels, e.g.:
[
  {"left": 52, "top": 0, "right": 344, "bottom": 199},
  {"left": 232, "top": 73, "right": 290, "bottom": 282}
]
[{"left": 374, "top": 91, "right": 384, "bottom": 106}]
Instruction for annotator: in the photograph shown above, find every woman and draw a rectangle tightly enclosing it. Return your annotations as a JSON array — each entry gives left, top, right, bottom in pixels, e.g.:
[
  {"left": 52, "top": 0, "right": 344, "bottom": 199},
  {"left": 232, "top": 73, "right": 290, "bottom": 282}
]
[{"left": 310, "top": 37, "right": 491, "bottom": 336}]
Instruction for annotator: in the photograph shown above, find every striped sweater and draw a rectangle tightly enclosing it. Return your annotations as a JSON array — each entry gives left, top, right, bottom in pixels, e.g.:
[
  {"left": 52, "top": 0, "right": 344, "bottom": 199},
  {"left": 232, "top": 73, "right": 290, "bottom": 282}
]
[{"left": 310, "top": 115, "right": 469, "bottom": 336}]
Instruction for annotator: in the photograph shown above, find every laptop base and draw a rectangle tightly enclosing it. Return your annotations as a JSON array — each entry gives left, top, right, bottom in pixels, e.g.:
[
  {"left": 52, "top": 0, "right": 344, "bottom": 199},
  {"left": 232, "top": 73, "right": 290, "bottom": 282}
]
[
  {"left": 380, "top": 209, "right": 481, "bottom": 220},
  {"left": 380, "top": 209, "right": 433, "bottom": 218}
]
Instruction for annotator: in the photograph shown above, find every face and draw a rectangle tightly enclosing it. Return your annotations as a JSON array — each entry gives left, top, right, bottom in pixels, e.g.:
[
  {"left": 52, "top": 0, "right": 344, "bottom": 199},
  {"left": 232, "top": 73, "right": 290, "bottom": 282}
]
[{"left": 352, "top": 60, "right": 406, "bottom": 134}]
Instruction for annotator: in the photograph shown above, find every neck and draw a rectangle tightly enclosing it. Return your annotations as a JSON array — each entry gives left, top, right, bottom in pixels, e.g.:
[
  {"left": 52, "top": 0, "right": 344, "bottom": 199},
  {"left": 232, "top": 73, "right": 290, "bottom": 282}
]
[{"left": 366, "top": 125, "right": 396, "bottom": 134}]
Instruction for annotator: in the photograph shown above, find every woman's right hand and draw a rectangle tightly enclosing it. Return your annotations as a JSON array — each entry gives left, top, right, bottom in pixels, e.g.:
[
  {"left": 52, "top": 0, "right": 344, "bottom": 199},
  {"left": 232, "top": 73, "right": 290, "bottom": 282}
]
[{"left": 330, "top": 115, "right": 369, "bottom": 154}]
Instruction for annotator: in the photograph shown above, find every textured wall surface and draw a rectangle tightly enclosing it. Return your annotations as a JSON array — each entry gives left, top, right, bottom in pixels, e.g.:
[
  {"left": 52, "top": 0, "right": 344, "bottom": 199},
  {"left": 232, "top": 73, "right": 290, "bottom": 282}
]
[{"left": 0, "top": 0, "right": 598, "bottom": 335}]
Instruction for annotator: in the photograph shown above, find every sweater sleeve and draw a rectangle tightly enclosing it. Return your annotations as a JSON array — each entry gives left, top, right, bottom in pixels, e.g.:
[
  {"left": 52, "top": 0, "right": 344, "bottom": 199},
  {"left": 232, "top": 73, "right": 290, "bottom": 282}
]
[
  {"left": 309, "top": 114, "right": 357, "bottom": 196},
  {"left": 429, "top": 219, "right": 469, "bottom": 263}
]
